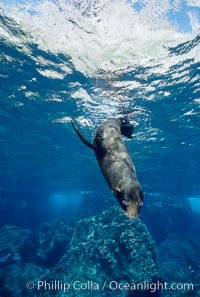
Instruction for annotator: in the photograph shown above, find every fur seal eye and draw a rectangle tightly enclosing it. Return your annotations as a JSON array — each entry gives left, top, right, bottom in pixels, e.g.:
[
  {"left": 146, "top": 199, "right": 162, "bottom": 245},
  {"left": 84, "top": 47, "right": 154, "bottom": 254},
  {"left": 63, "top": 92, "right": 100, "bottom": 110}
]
[
  {"left": 138, "top": 201, "right": 143, "bottom": 207},
  {"left": 122, "top": 200, "right": 131, "bottom": 206}
]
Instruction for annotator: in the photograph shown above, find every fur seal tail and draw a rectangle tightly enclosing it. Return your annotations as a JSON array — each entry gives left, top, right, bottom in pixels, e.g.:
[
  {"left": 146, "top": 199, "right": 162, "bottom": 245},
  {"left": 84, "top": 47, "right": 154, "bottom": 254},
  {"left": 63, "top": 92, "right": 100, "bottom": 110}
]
[{"left": 71, "top": 120, "right": 95, "bottom": 150}]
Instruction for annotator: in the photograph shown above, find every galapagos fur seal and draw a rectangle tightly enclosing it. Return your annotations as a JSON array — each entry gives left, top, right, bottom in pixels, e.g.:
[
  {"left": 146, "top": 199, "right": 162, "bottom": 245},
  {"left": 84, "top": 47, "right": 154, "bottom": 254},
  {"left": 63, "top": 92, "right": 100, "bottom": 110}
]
[{"left": 71, "top": 117, "right": 143, "bottom": 218}]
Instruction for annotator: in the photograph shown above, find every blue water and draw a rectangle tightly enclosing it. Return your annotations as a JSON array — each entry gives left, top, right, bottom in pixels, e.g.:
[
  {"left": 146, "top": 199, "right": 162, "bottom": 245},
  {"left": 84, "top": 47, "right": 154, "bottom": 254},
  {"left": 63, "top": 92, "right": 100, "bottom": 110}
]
[
  {"left": 0, "top": 2, "right": 200, "bottom": 296},
  {"left": 1, "top": 14, "right": 200, "bottom": 225}
]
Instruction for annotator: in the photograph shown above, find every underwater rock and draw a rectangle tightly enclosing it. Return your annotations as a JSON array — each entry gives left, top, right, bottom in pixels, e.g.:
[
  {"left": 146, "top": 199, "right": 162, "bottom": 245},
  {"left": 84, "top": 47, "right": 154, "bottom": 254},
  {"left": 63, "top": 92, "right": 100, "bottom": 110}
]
[
  {"left": 3, "top": 263, "right": 47, "bottom": 297},
  {"left": 0, "top": 207, "right": 159, "bottom": 297},
  {"left": 34, "top": 218, "right": 74, "bottom": 267},
  {"left": 0, "top": 225, "right": 34, "bottom": 266},
  {"left": 142, "top": 194, "right": 193, "bottom": 243},
  {"left": 0, "top": 225, "right": 40, "bottom": 297},
  {"left": 40, "top": 206, "right": 158, "bottom": 297},
  {"left": 160, "top": 284, "right": 200, "bottom": 297},
  {"left": 157, "top": 234, "right": 200, "bottom": 283},
  {"left": 0, "top": 272, "right": 12, "bottom": 297},
  {"left": 0, "top": 219, "right": 75, "bottom": 297}
]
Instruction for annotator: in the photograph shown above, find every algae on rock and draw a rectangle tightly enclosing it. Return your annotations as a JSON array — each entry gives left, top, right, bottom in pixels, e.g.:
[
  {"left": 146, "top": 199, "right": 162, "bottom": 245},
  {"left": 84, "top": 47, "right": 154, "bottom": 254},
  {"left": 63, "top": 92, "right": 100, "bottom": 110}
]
[{"left": 51, "top": 206, "right": 158, "bottom": 297}]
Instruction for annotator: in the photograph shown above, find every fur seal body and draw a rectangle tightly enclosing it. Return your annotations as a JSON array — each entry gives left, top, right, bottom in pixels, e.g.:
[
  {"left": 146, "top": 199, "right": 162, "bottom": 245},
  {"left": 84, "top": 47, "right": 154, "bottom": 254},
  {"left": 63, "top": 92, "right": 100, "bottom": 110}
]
[{"left": 71, "top": 118, "right": 143, "bottom": 218}]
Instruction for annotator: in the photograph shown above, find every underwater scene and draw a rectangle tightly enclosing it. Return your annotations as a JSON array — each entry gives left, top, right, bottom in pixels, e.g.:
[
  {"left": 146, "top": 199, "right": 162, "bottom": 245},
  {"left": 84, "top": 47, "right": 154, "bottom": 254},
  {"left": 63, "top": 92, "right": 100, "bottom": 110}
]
[{"left": 0, "top": 0, "right": 200, "bottom": 296}]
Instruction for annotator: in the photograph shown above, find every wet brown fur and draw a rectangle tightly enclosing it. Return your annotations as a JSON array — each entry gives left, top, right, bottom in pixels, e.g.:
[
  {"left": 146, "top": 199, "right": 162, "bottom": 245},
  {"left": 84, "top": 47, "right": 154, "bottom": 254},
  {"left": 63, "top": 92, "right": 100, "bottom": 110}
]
[{"left": 71, "top": 118, "right": 143, "bottom": 218}]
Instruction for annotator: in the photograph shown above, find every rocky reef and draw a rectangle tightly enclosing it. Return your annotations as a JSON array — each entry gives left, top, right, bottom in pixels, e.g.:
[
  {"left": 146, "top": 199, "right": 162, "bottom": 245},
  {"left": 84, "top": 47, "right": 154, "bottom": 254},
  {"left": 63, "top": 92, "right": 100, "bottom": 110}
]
[
  {"left": 141, "top": 194, "right": 193, "bottom": 243},
  {"left": 34, "top": 219, "right": 74, "bottom": 267},
  {"left": 53, "top": 206, "right": 158, "bottom": 297},
  {"left": 0, "top": 206, "right": 159, "bottom": 297},
  {"left": 158, "top": 234, "right": 200, "bottom": 283},
  {"left": 1, "top": 188, "right": 200, "bottom": 297},
  {"left": 0, "top": 225, "right": 34, "bottom": 265},
  {"left": 157, "top": 233, "right": 200, "bottom": 297},
  {"left": 0, "top": 225, "right": 45, "bottom": 297}
]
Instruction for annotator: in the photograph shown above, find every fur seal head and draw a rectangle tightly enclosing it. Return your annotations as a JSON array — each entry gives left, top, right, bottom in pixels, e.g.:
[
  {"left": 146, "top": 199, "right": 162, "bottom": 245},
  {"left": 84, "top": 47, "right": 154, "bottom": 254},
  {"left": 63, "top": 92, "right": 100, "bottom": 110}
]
[
  {"left": 119, "top": 116, "right": 135, "bottom": 139},
  {"left": 115, "top": 186, "right": 144, "bottom": 218}
]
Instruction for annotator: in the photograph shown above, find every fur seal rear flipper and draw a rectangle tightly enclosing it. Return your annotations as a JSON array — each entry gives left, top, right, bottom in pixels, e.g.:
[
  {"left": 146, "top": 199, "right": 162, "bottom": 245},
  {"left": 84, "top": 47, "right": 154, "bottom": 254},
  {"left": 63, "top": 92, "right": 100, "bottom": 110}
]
[{"left": 71, "top": 118, "right": 143, "bottom": 218}]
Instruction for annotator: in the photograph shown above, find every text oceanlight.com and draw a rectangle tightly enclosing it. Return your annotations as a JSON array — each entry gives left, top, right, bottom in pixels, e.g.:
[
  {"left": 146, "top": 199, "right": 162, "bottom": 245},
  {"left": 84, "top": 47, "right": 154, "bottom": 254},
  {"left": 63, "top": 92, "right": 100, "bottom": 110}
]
[{"left": 25, "top": 280, "right": 194, "bottom": 293}]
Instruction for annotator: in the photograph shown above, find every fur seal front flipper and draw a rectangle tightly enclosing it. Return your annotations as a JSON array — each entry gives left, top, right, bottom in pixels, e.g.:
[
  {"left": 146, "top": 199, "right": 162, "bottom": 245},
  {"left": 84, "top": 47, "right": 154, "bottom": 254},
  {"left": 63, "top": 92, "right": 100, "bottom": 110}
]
[
  {"left": 71, "top": 118, "right": 143, "bottom": 219},
  {"left": 71, "top": 120, "right": 96, "bottom": 150}
]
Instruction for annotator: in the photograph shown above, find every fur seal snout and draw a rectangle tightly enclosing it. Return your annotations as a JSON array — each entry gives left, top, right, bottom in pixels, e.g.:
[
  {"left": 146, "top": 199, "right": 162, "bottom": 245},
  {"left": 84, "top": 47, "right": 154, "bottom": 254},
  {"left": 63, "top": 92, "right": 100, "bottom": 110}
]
[
  {"left": 115, "top": 185, "right": 144, "bottom": 218},
  {"left": 71, "top": 117, "right": 143, "bottom": 218}
]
